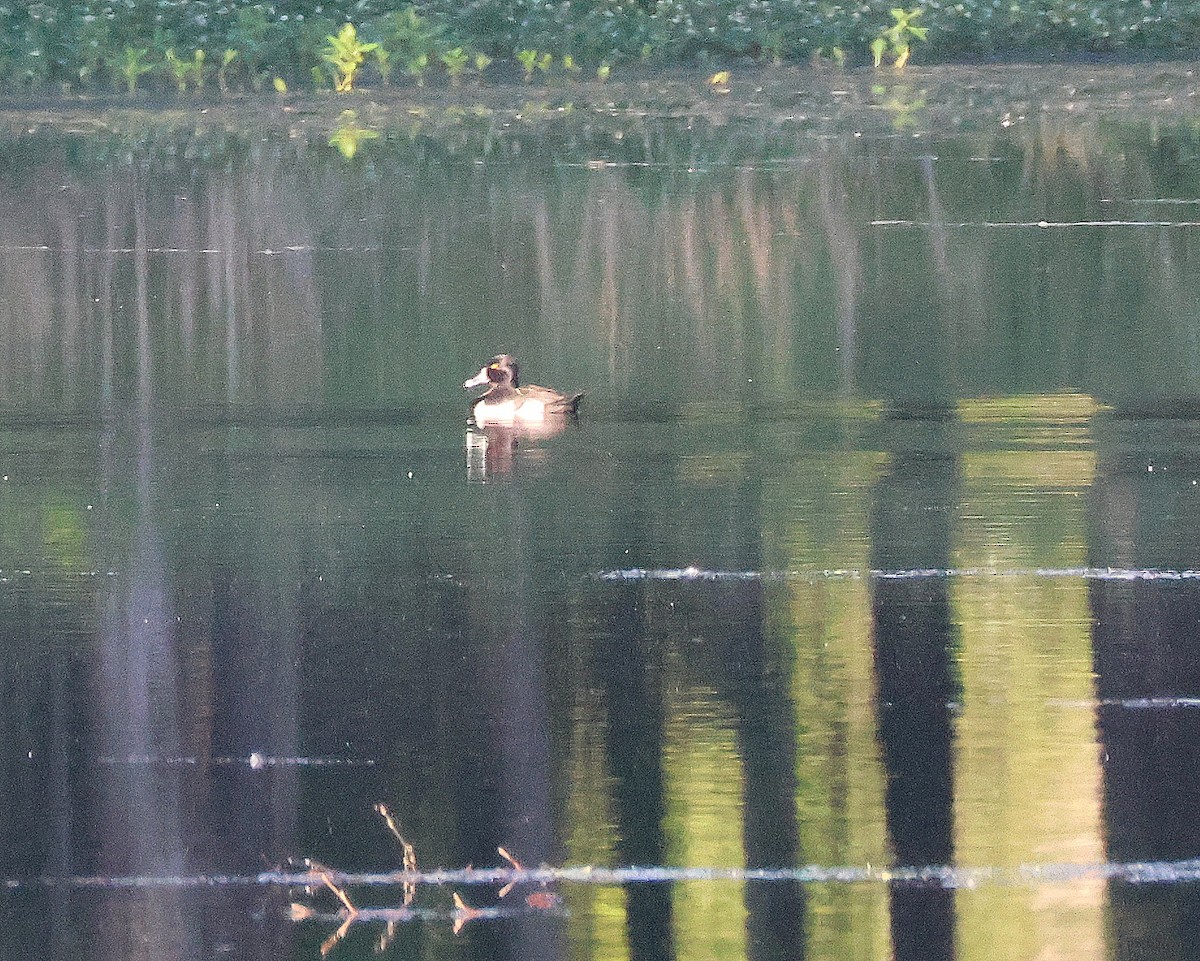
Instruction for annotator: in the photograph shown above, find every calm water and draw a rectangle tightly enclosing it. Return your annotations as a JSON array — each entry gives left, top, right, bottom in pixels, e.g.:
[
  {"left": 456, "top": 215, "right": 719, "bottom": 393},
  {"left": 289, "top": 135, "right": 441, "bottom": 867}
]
[{"left": 1, "top": 65, "right": 1200, "bottom": 961}]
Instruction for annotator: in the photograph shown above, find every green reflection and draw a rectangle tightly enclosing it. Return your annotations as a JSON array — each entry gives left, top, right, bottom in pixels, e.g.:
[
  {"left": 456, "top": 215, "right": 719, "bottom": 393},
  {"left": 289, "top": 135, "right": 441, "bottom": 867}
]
[
  {"left": 0, "top": 73, "right": 1197, "bottom": 961},
  {"left": 0, "top": 81, "right": 1195, "bottom": 414},
  {"left": 329, "top": 109, "right": 380, "bottom": 159}
]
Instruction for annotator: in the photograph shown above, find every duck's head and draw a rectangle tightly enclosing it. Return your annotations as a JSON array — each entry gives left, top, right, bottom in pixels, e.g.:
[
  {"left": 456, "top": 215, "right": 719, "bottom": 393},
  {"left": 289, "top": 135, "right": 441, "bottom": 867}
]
[{"left": 463, "top": 354, "right": 521, "bottom": 389}]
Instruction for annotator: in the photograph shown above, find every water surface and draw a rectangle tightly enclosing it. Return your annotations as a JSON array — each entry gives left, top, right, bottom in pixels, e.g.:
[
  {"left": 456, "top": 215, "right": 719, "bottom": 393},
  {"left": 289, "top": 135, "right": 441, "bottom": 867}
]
[{"left": 0, "top": 63, "right": 1200, "bottom": 961}]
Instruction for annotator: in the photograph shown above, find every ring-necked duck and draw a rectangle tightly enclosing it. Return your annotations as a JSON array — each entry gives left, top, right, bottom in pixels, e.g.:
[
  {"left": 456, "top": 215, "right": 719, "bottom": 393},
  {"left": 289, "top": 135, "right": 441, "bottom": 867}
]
[{"left": 463, "top": 355, "right": 583, "bottom": 427}]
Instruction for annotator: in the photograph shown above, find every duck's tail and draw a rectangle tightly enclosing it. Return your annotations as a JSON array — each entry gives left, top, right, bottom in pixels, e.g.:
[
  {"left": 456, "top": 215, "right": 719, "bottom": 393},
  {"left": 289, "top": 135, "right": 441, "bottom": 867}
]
[{"left": 561, "top": 392, "right": 584, "bottom": 416}]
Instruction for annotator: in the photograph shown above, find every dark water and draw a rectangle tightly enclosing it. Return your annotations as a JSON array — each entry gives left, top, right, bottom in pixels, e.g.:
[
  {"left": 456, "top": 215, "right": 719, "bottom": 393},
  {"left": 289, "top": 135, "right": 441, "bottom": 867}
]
[{"left": 1, "top": 65, "right": 1200, "bottom": 961}]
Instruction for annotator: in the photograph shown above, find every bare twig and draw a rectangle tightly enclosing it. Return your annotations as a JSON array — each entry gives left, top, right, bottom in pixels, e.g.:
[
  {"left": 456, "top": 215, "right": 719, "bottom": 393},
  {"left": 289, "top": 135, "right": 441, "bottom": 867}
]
[
  {"left": 452, "top": 892, "right": 482, "bottom": 935},
  {"left": 497, "top": 846, "right": 562, "bottom": 909},
  {"left": 320, "top": 915, "right": 354, "bottom": 957},
  {"left": 375, "top": 803, "right": 418, "bottom": 905},
  {"left": 301, "top": 858, "right": 360, "bottom": 956},
  {"left": 306, "top": 860, "right": 358, "bottom": 916},
  {"left": 497, "top": 846, "right": 523, "bottom": 898}
]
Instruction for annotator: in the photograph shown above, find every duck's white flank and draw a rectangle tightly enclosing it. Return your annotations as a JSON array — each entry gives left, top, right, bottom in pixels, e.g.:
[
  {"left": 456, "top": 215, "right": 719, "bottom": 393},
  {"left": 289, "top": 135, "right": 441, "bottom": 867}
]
[{"left": 473, "top": 397, "right": 546, "bottom": 426}]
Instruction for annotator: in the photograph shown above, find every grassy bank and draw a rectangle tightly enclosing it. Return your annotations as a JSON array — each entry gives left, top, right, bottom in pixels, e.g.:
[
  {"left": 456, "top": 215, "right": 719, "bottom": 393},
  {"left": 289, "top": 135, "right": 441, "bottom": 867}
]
[{"left": 0, "top": 0, "right": 1198, "bottom": 95}]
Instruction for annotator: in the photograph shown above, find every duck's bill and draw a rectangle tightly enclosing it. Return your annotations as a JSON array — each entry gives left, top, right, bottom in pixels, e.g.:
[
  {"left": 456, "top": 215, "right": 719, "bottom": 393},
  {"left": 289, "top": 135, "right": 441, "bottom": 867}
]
[{"left": 463, "top": 368, "right": 490, "bottom": 389}]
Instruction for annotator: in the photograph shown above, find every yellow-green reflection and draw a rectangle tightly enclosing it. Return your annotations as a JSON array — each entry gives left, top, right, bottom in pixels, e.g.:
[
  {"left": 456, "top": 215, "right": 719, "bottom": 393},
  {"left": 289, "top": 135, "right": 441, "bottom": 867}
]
[
  {"left": 789, "top": 578, "right": 891, "bottom": 961},
  {"left": 664, "top": 695, "right": 747, "bottom": 960},
  {"left": 954, "top": 395, "right": 1104, "bottom": 961},
  {"left": 329, "top": 109, "right": 380, "bottom": 159},
  {"left": 566, "top": 697, "right": 627, "bottom": 961},
  {"left": 775, "top": 447, "right": 891, "bottom": 961}
]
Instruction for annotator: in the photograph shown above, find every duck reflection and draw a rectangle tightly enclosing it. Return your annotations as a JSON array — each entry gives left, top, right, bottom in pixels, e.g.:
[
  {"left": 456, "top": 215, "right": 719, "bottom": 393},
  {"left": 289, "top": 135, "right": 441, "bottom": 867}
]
[
  {"left": 467, "top": 425, "right": 570, "bottom": 480},
  {"left": 464, "top": 355, "right": 583, "bottom": 480}
]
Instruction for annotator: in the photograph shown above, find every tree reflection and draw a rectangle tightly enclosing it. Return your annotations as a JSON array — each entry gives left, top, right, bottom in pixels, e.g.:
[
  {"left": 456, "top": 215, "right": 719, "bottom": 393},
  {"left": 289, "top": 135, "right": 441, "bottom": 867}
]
[
  {"left": 871, "top": 417, "right": 962, "bottom": 961},
  {"left": 0, "top": 106, "right": 1196, "bottom": 961}
]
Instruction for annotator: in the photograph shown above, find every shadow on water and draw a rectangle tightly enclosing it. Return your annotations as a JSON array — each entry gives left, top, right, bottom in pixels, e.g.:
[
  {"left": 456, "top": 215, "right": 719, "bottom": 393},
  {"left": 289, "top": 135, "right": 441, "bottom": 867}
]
[
  {"left": 871, "top": 414, "right": 961, "bottom": 961},
  {"left": 4, "top": 64, "right": 1200, "bottom": 961},
  {"left": 1088, "top": 414, "right": 1200, "bottom": 961}
]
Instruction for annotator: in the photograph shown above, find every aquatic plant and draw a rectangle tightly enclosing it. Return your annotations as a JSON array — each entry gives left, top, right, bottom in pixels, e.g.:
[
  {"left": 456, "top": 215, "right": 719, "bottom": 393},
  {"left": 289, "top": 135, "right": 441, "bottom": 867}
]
[
  {"left": 0, "top": 0, "right": 1196, "bottom": 95},
  {"left": 439, "top": 46, "right": 469, "bottom": 86},
  {"left": 227, "top": 7, "right": 273, "bottom": 84},
  {"left": 812, "top": 45, "right": 848, "bottom": 68},
  {"left": 870, "top": 35, "right": 887, "bottom": 67},
  {"left": 871, "top": 8, "right": 929, "bottom": 69},
  {"left": 759, "top": 31, "right": 785, "bottom": 63},
  {"left": 216, "top": 48, "right": 238, "bottom": 94},
  {"left": 68, "top": 15, "right": 114, "bottom": 88},
  {"left": 379, "top": 9, "right": 442, "bottom": 86},
  {"left": 118, "top": 46, "right": 154, "bottom": 95},
  {"left": 374, "top": 45, "right": 394, "bottom": 84},
  {"left": 164, "top": 48, "right": 205, "bottom": 92},
  {"left": 322, "top": 23, "right": 379, "bottom": 92},
  {"left": 407, "top": 52, "right": 430, "bottom": 86},
  {"left": 516, "top": 49, "right": 539, "bottom": 83},
  {"left": 191, "top": 48, "right": 208, "bottom": 90}
]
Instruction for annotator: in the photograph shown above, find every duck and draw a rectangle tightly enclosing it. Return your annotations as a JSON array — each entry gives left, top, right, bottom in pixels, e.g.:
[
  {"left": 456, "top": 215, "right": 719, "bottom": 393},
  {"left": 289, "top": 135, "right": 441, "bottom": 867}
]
[{"left": 463, "top": 354, "right": 583, "bottom": 427}]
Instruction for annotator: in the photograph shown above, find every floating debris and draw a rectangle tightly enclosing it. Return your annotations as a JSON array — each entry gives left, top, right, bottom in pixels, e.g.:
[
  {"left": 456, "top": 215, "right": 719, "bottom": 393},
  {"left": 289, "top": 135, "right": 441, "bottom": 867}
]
[
  {"left": 497, "top": 846, "right": 562, "bottom": 909},
  {"left": 288, "top": 811, "right": 569, "bottom": 951}
]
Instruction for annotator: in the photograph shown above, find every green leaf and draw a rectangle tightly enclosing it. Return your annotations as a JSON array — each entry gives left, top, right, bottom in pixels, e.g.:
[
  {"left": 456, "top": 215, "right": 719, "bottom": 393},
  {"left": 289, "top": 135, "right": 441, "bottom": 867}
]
[{"left": 870, "top": 36, "right": 887, "bottom": 67}]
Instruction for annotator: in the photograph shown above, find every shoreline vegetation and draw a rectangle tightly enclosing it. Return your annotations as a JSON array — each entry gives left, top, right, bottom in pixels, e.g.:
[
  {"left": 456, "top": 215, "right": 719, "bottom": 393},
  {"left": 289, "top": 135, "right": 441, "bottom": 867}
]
[
  {"left": 1, "top": 62, "right": 1197, "bottom": 129},
  {"left": 0, "top": 1, "right": 1196, "bottom": 98},
  {"left": 0, "top": 62, "right": 1198, "bottom": 165}
]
